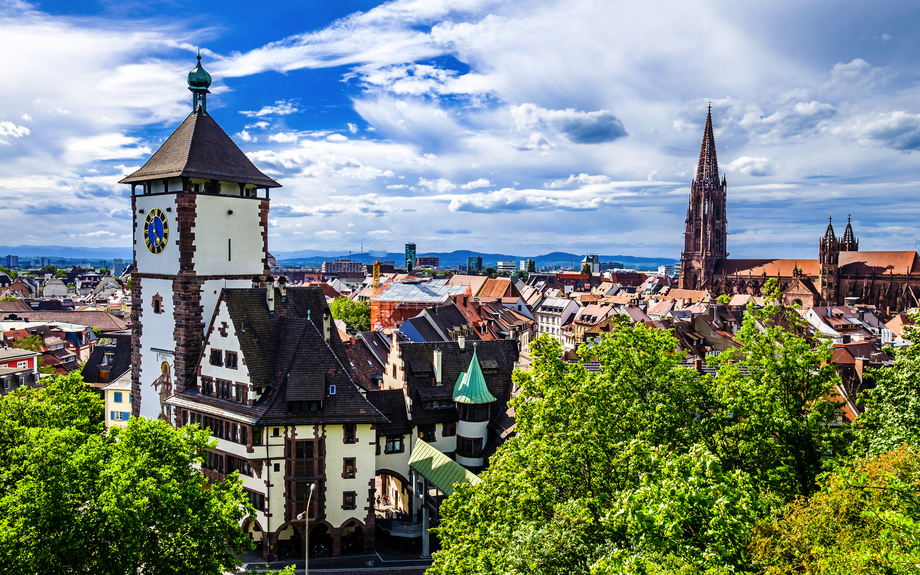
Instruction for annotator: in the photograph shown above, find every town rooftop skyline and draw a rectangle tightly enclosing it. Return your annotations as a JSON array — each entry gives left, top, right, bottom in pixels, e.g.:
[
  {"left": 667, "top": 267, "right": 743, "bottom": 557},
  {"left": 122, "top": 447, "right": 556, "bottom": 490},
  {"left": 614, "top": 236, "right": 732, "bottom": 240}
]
[{"left": 1, "top": 0, "right": 919, "bottom": 259}]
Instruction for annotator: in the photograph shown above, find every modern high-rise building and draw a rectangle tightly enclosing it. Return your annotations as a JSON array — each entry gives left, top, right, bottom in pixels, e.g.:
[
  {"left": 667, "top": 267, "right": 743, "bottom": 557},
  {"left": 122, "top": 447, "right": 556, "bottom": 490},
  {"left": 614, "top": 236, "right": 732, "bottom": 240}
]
[
  {"left": 467, "top": 255, "right": 483, "bottom": 272},
  {"left": 416, "top": 256, "right": 440, "bottom": 269},
  {"left": 405, "top": 242, "right": 416, "bottom": 272},
  {"left": 519, "top": 259, "right": 536, "bottom": 273}
]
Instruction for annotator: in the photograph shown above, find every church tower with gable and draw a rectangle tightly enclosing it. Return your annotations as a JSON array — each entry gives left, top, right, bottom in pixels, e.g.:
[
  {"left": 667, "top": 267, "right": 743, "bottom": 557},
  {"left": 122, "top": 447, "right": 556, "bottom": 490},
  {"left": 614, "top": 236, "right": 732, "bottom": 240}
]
[
  {"left": 679, "top": 106, "right": 728, "bottom": 290},
  {"left": 121, "top": 55, "right": 280, "bottom": 420}
]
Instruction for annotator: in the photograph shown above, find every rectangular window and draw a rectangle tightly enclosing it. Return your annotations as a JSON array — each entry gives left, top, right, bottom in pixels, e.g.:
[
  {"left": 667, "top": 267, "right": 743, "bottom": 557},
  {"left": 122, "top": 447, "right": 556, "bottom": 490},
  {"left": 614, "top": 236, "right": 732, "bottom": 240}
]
[
  {"left": 99, "top": 369, "right": 110, "bottom": 382},
  {"left": 343, "top": 423, "right": 356, "bottom": 444},
  {"left": 295, "top": 441, "right": 314, "bottom": 460},
  {"left": 247, "top": 491, "right": 265, "bottom": 512},
  {"left": 457, "top": 436, "right": 483, "bottom": 458},
  {"left": 114, "top": 392, "right": 123, "bottom": 403},
  {"left": 17, "top": 361, "right": 27, "bottom": 368},
  {"left": 252, "top": 427, "right": 262, "bottom": 446},
  {"left": 225, "top": 351, "right": 238, "bottom": 370},
  {"left": 235, "top": 384, "right": 244, "bottom": 402},
  {"left": 200, "top": 377, "right": 213, "bottom": 395},
  {"left": 216, "top": 379, "right": 231, "bottom": 399},
  {"left": 343, "top": 492, "right": 356, "bottom": 510},
  {"left": 209, "top": 349, "right": 222, "bottom": 366},
  {"left": 384, "top": 436, "right": 404, "bottom": 454},
  {"left": 343, "top": 458, "right": 356, "bottom": 478},
  {"left": 418, "top": 424, "right": 436, "bottom": 442},
  {"left": 442, "top": 422, "right": 456, "bottom": 437}
]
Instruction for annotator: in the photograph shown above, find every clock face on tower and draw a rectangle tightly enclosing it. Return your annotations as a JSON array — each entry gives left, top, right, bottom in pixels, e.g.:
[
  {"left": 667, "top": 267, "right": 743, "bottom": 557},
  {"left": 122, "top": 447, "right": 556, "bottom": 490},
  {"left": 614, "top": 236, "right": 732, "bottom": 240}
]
[{"left": 143, "top": 208, "right": 169, "bottom": 255}]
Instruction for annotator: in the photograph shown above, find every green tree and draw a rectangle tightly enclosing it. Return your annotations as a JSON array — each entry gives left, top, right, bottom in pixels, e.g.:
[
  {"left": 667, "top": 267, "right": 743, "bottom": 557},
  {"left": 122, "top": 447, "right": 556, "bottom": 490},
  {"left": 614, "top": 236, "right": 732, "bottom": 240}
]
[
  {"left": 580, "top": 262, "right": 592, "bottom": 275},
  {"left": 702, "top": 279, "right": 841, "bottom": 500},
  {"left": 482, "top": 266, "right": 497, "bottom": 275},
  {"left": 0, "top": 373, "right": 255, "bottom": 574},
  {"left": 54, "top": 269, "right": 67, "bottom": 278},
  {"left": 1, "top": 296, "right": 17, "bottom": 302},
  {"left": 750, "top": 445, "right": 920, "bottom": 574},
  {"left": 431, "top": 328, "right": 759, "bottom": 574},
  {"left": 40, "top": 265, "right": 57, "bottom": 275},
  {"left": 716, "top": 294, "right": 731, "bottom": 304},
  {"left": 11, "top": 334, "right": 43, "bottom": 352},
  {"left": 328, "top": 297, "right": 371, "bottom": 334},
  {"left": 857, "top": 311, "right": 920, "bottom": 455},
  {"left": 0, "top": 266, "right": 17, "bottom": 279}
]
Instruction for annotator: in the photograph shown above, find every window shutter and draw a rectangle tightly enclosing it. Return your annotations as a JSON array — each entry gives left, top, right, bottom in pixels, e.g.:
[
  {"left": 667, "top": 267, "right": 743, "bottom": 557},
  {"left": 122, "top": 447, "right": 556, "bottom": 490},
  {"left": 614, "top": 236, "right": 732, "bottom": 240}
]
[
  {"left": 122, "top": 412, "right": 130, "bottom": 420},
  {"left": 110, "top": 411, "right": 115, "bottom": 420}
]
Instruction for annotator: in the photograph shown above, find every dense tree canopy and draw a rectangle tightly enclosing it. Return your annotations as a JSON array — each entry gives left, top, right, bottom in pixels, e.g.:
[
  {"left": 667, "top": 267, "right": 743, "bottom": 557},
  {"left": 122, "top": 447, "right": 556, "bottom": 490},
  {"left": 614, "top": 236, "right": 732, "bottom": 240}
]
[
  {"left": 329, "top": 296, "right": 371, "bottom": 334},
  {"left": 430, "top": 283, "right": 916, "bottom": 574},
  {"left": 0, "top": 373, "right": 255, "bottom": 575}
]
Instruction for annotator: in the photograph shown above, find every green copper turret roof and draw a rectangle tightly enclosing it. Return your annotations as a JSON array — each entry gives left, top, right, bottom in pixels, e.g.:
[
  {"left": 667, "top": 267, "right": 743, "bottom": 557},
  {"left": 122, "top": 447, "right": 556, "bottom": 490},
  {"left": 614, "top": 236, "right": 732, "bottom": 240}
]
[
  {"left": 452, "top": 345, "right": 496, "bottom": 404},
  {"left": 188, "top": 52, "right": 212, "bottom": 90}
]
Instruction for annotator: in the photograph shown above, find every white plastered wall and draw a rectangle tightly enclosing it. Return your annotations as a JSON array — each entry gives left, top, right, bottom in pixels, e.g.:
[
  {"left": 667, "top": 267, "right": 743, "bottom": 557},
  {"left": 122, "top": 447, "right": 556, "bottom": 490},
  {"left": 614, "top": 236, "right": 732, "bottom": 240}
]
[
  {"left": 323, "top": 422, "right": 376, "bottom": 530},
  {"left": 138, "top": 277, "right": 176, "bottom": 419},
  {"left": 193, "top": 192, "right": 264, "bottom": 277}
]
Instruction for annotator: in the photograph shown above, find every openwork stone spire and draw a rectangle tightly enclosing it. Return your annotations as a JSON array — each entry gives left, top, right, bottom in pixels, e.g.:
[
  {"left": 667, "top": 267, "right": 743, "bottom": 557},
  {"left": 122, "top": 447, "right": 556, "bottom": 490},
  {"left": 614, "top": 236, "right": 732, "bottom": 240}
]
[
  {"left": 679, "top": 106, "right": 728, "bottom": 290},
  {"left": 824, "top": 214, "right": 837, "bottom": 241},
  {"left": 695, "top": 104, "right": 720, "bottom": 185},
  {"left": 841, "top": 214, "right": 859, "bottom": 251}
]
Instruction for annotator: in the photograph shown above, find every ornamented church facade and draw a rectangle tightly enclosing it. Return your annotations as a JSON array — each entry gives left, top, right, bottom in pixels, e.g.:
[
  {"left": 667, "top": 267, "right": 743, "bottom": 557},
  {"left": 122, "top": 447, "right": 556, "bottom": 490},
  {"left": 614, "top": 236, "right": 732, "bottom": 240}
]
[{"left": 679, "top": 108, "right": 920, "bottom": 313}]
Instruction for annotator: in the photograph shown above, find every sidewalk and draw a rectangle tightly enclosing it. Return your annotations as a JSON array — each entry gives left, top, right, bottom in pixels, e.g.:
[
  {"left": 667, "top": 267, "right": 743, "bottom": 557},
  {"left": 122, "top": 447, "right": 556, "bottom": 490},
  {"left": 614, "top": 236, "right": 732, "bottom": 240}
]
[{"left": 239, "top": 551, "right": 432, "bottom": 574}]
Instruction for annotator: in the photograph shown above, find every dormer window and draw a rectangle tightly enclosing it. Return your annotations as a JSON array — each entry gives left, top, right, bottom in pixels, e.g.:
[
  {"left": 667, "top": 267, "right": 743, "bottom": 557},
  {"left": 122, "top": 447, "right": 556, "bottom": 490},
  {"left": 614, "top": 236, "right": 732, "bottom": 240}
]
[
  {"left": 288, "top": 401, "right": 322, "bottom": 414},
  {"left": 225, "top": 351, "right": 238, "bottom": 369},
  {"left": 209, "top": 349, "right": 222, "bottom": 367}
]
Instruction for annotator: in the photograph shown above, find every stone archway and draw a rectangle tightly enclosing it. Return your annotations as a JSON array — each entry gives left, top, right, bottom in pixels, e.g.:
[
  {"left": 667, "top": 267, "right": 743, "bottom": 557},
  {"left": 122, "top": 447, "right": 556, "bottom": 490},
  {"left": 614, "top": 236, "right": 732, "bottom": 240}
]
[
  {"left": 376, "top": 468, "right": 412, "bottom": 519},
  {"left": 340, "top": 520, "right": 365, "bottom": 555},
  {"left": 310, "top": 522, "right": 333, "bottom": 558},
  {"left": 242, "top": 518, "right": 266, "bottom": 559}
]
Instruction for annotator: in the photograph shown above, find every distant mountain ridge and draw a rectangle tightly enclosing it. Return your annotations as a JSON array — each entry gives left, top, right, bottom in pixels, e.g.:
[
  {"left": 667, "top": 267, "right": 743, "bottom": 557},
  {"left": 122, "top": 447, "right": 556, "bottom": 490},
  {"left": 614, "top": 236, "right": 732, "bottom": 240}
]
[
  {"left": 0, "top": 245, "right": 678, "bottom": 270},
  {"left": 274, "top": 249, "right": 678, "bottom": 270},
  {"left": 0, "top": 245, "right": 133, "bottom": 260}
]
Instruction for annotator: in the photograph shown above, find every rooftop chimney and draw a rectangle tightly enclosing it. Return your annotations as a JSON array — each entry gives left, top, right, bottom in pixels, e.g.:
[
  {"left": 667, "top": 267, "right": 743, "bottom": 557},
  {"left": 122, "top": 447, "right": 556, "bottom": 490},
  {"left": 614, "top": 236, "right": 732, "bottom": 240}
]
[
  {"left": 433, "top": 349, "right": 442, "bottom": 386},
  {"left": 458, "top": 336, "right": 466, "bottom": 350},
  {"left": 266, "top": 278, "right": 276, "bottom": 313}
]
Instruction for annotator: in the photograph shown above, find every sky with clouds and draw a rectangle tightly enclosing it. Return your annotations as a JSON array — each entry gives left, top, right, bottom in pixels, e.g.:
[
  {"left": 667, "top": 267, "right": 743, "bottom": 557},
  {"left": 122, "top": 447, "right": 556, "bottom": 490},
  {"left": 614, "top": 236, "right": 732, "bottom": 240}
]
[{"left": 1, "top": 0, "right": 920, "bottom": 259}]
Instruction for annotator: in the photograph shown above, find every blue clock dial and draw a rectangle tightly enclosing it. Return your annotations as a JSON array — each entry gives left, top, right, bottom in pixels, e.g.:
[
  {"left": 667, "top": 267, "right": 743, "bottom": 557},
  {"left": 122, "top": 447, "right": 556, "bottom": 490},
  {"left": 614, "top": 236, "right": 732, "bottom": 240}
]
[{"left": 143, "top": 208, "right": 170, "bottom": 255}]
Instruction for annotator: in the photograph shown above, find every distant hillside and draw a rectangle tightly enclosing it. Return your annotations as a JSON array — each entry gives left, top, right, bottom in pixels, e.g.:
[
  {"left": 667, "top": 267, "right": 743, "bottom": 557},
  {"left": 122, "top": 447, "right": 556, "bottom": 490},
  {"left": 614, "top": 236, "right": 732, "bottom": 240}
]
[
  {"left": 275, "top": 250, "right": 678, "bottom": 270},
  {"left": 0, "top": 245, "right": 133, "bottom": 260}
]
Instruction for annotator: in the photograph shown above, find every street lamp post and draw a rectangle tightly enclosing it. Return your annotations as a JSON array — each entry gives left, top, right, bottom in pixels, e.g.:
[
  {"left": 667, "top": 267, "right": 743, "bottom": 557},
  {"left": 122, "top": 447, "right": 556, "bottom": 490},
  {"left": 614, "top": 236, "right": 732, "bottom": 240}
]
[{"left": 296, "top": 483, "right": 316, "bottom": 575}]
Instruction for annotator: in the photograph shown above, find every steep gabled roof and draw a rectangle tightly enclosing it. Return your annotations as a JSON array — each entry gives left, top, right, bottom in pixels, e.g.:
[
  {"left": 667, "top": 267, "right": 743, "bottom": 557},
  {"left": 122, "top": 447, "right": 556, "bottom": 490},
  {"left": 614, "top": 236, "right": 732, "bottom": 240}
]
[
  {"left": 173, "top": 286, "right": 385, "bottom": 425},
  {"left": 119, "top": 110, "right": 280, "bottom": 188}
]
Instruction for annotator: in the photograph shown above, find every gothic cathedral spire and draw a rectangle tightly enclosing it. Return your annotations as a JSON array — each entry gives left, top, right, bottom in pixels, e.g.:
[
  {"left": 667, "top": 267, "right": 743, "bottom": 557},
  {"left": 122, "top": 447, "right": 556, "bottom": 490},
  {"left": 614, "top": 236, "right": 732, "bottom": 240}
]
[{"left": 679, "top": 105, "right": 728, "bottom": 290}]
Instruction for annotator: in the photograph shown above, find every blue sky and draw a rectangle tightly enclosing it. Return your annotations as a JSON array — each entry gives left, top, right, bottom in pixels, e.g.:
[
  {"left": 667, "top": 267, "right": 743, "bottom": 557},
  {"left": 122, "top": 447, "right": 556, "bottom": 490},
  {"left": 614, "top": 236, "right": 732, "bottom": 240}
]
[{"left": 2, "top": 0, "right": 920, "bottom": 258}]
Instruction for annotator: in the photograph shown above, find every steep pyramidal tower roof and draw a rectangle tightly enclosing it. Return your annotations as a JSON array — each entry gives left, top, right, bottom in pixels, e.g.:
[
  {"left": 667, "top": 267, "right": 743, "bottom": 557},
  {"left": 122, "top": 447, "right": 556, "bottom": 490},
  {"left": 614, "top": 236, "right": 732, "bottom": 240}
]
[
  {"left": 695, "top": 104, "right": 720, "bottom": 185},
  {"left": 824, "top": 215, "right": 837, "bottom": 241},
  {"left": 452, "top": 345, "right": 496, "bottom": 404},
  {"left": 842, "top": 215, "right": 857, "bottom": 245},
  {"left": 120, "top": 54, "right": 279, "bottom": 188},
  {"left": 119, "top": 111, "right": 280, "bottom": 187}
]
